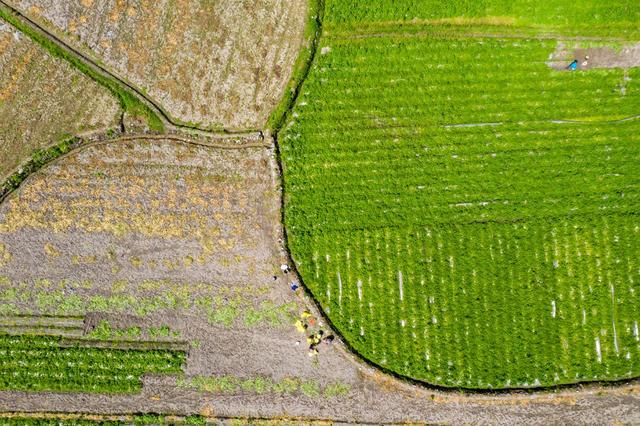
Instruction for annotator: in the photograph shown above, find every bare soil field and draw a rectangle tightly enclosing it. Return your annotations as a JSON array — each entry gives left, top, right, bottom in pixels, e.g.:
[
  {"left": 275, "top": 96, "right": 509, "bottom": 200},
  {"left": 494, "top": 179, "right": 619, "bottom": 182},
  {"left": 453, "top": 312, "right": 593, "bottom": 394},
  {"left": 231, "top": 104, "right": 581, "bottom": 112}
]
[
  {"left": 6, "top": 0, "right": 308, "bottom": 131},
  {"left": 0, "top": 22, "right": 121, "bottom": 180},
  {"left": 0, "top": 137, "right": 639, "bottom": 424}
]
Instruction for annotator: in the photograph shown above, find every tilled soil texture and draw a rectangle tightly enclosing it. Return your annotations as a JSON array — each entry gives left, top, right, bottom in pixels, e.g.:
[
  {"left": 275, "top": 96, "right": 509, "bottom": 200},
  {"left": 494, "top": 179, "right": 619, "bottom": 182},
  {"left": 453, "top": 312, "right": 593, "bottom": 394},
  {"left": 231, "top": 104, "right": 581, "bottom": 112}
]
[
  {"left": 0, "top": 22, "right": 121, "bottom": 180},
  {"left": 0, "top": 137, "right": 640, "bottom": 424},
  {"left": 7, "top": 0, "right": 308, "bottom": 131}
]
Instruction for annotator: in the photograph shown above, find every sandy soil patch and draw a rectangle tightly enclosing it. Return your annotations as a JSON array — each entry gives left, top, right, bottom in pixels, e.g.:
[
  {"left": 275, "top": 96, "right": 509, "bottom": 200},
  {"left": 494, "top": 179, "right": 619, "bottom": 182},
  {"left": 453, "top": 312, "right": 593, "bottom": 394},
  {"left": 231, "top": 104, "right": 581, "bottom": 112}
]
[
  {"left": 0, "top": 22, "right": 121, "bottom": 180},
  {"left": 7, "top": 0, "right": 308, "bottom": 130},
  {"left": 547, "top": 41, "right": 640, "bottom": 70}
]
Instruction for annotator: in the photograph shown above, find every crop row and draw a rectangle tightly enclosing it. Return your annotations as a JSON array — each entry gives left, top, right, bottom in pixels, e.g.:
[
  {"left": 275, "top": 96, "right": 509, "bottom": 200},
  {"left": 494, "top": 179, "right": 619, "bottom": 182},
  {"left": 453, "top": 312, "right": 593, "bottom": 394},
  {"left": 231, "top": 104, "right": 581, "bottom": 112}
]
[{"left": 0, "top": 334, "right": 185, "bottom": 393}]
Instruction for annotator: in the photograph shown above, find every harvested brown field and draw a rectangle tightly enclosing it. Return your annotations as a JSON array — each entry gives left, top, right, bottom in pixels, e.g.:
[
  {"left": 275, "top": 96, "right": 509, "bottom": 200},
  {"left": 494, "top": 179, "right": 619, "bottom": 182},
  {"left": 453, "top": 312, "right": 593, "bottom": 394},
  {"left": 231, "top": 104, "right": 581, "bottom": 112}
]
[
  {"left": 7, "top": 0, "right": 308, "bottom": 130},
  {"left": 0, "top": 22, "right": 121, "bottom": 180}
]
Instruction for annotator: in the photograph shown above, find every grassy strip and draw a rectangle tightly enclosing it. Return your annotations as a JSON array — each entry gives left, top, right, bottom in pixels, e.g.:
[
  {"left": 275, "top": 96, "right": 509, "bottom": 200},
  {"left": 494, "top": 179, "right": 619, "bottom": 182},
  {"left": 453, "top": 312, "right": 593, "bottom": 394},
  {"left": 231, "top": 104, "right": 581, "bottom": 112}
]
[
  {"left": 177, "top": 375, "right": 350, "bottom": 399},
  {"left": 0, "top": 136, "right": 82, "bottom": 201},
  {"left": 0, "top": 6, "right": 163, "bottom": 132},
  {"left": 266, "top": 0, "right": 324, "bottom": 133}
]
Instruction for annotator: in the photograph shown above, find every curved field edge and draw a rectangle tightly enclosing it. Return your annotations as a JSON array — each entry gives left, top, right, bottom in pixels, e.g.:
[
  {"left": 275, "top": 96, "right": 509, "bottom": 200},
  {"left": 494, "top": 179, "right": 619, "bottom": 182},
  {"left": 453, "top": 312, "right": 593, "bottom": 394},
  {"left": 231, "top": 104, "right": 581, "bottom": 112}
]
[
  {"left": 267, "top": 0, "right": 324, "bottom": 134},
  {"left": 278, "top": 5, "right": 640, "bottom": 390}
]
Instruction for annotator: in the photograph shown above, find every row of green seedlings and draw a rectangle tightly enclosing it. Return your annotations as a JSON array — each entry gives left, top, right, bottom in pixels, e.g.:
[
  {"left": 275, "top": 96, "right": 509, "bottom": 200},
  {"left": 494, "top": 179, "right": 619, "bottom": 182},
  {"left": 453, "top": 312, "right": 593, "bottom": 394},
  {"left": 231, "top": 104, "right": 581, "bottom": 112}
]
[
  {"left": 0, "top": 334, "right": 185, "bottom": 393},
  {"left": 87, "top": 320, "right": 180, "bottom": 341},
  {"left": 0, "top": 280, "right": 299, "bottom": 329},
  {"left": 0, "top": 414, "right": 210, "bottom": 426},
  {"left": 178, "top": 375, "right": 350, "bottom": 399},
  {"left": 0, "top": 413, "right": 328, "bottom": 425},
  {"left": 321, "top": 0, "right": 640, "bottom": 39},
  {"left": 293, "top": 40, "right": 636, "bottom": 129}
]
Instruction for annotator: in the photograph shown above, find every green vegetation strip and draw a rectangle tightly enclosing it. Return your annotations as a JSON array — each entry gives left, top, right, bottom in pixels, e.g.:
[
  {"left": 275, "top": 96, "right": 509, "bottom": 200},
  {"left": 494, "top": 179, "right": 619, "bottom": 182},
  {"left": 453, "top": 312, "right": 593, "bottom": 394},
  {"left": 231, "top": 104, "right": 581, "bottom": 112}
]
[
  {"left": 0, "top": 5, "right": 163, "bottom": 132},
  {"left": 280, "top": 1, "right": 640, "bottom": 389},
  {"left": 0, "top": 334, "right": 185, "bottom": 393},
  {"left": 178, "top": 375, "right": 350, "bottom": 399},
  {"left": 267, "top": 0, "right": 324, "bottom": 133},
  {"left": 0, "top": 278, "right": 297, "bottom": 328},
  {"left": 324, "top": 0, "right": 640, "bottom": 39}
]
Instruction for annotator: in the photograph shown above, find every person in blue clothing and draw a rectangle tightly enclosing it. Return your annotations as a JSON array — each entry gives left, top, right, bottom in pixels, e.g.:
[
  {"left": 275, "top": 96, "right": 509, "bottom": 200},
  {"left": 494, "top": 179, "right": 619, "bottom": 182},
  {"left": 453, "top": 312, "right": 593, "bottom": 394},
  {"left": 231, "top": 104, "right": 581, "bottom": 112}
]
[{"left": 567, "top": 59, "right": 578, "bottom": 70}]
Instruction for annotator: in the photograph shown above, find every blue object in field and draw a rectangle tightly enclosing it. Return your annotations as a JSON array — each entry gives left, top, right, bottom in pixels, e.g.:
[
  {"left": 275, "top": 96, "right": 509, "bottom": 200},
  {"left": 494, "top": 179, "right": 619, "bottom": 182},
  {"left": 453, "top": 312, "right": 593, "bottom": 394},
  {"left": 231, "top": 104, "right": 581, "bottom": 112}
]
[
  {"left": 290, "top": 282, "right": 299, "bottom": 291},
  {"left": 568, "top": 60, "right": 578, "bottom": 71}
]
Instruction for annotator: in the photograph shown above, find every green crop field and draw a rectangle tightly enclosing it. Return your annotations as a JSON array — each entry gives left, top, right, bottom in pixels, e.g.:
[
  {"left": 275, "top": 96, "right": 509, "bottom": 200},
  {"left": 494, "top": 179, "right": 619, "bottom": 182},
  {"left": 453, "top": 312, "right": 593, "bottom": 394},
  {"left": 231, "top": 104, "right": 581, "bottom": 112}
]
[
  {"left": 0, "top": 334, "right": 185, "bottom": 393},
  {"left": 281, "top": 0, "right": 640, "bottom": 388}
]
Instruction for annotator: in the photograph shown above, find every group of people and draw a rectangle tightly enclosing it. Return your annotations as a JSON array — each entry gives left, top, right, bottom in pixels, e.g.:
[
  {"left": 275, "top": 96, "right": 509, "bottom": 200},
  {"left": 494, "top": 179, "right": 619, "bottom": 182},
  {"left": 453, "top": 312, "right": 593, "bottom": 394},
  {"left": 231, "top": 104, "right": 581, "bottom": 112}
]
[
  {"left": 296, "top": 310, "right": 335, "bottom": 357},
  {"left": 278, "top": 262, "right": 335, "bottom": 357}
]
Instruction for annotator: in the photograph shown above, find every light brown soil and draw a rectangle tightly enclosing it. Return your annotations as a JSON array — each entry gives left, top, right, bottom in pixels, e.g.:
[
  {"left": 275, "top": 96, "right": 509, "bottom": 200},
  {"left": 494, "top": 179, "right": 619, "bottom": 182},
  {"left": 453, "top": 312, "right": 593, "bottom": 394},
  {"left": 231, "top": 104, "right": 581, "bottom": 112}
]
[
  {"left": 0, "top": 137, "right": 639, "bottom": 424},
  {"left": 0, "top": 22, "right": 121, "bottom": 180},
  {"left": 7, "top": 0, "right": 308, "bottom": 130},
  {"left": 547, "top": 41, "right": 640, "bottom": 70}
]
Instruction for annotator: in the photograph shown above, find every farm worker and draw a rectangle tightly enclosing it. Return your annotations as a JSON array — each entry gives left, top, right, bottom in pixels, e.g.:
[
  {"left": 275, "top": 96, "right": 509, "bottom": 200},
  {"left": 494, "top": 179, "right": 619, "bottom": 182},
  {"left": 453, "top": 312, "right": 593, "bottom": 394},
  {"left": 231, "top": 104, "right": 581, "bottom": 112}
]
[
  {"left": 582, "top": 55, "right": 589, "bottom": 67},
  {"left": 308, "top": 347, "right": 318, "bottom": 357},
  {"left": 301, "top": 310, "right": 312, "bottom": 319},
  {"left": 295, "top": 320, "right": 306, "bottom": 333},
  {"left": 280, "top": 264, "right": 290, "bottom": 273},
  {"left": 567, "top": 59, "right": 578, "bottom": 71},
  {"left": 290, "top": 282, "right": 299, "bottom": 291},
  {"left": 323, "top": 335, "right": 335, "bottom": 345}
]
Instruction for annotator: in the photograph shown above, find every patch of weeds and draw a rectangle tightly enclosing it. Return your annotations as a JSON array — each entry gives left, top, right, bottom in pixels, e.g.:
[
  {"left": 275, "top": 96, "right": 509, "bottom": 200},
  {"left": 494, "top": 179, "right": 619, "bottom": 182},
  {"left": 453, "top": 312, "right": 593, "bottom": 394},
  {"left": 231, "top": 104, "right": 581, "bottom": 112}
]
[
  {"left": 87, "top": 320, "right": 112, "bottom": 340},
  {"left": 323, "top": 382, "right": 351, "bottom": 398},
  {"left": 209, "top": 305, "right": 239, "bottom": 327},
  {"left": 272, "top": 377, "right": 301, "bottom": 394},
  {"left": 183, "top": 415, "right": 207, "bottom": 426},
  {"left": 300, "top": 380, "right": 321, "bottom": 397},
  {"left": 241, "top": 377, "right": 273, "bottom": 394}
]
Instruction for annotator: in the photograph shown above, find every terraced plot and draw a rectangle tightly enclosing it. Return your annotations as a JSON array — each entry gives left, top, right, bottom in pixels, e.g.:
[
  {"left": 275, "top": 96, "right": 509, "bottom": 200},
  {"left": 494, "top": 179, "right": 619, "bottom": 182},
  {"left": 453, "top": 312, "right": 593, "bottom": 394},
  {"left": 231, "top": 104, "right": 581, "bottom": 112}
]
[
  {"left": 7, "top": 0, "right": 308, "bottom": 130},
  {"left": 0, "top": 22, "right": 121, "bottom": 180},
  {"left": 281, "top": 4, "right": 640, "bottom": 388}
]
